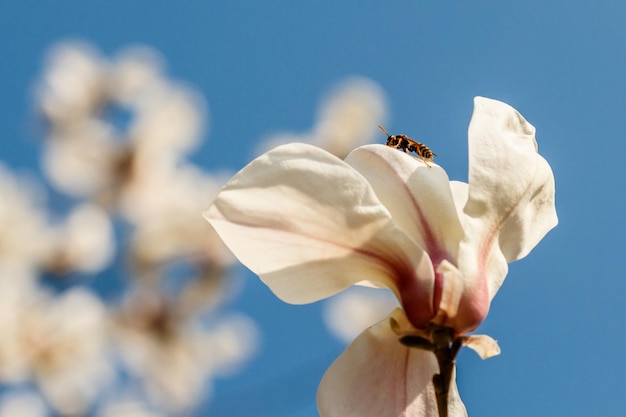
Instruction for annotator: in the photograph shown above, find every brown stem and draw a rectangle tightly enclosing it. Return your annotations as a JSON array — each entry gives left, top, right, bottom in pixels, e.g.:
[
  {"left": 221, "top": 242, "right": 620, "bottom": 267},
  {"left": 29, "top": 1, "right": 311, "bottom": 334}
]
[
  {"left": 430, "top": 328, "right": 458, "bottom": 417},
  {"left": 399, "top": 327, "right": 465, "bottom": 417}
]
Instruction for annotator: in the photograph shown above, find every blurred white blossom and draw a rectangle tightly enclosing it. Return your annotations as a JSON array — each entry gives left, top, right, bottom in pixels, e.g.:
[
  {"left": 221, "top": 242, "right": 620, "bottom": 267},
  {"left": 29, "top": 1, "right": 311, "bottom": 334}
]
[
  {"left": 0, "top": 40, "right": 263, "bottom": 416},
  {"left": 0, "top": 164, "right": 53, "bottom": 273},
  {"left": 36, "top": 41, "right": 232, "bottom": 277},
  {"left": 41, "top": 119, "right": 121, "bottom": 198},
  {"left": 0, "top": 392, "right": 47, "bottom": 417},
  {"left": 97, "top": 400, "right": 163, "bottom": 417},
  {"left": 113, "top": 291, "right": 258, "bottom": 411},
  {"left": 0, "top": 278, "right": 112, "bottom": 415},
  {"left": 38, "top": 42, "right": 107, "bottom": 127},
  {"left": 36, "top": 41, "right": 206, "bottom": 202},
  {"left": 128, "top": 81, "right": 205, "bottom": 163},
  {"left": 258, "top": 77, "right": 387, "bottom": 158},
  {"left": 44, "top": 203, "right": 114, "bottom": 274},
  {"left": 108, "top": 46, "right": 165, "bottom": 105},
  {"left": 323, "top": 287, "right": 399, "bottom": 344},
  {"left": 0, "top": 162, "right": 115, "bottom": 277},
  {"left": 121, "top": 163, "right": 234, "bottom": 272}
]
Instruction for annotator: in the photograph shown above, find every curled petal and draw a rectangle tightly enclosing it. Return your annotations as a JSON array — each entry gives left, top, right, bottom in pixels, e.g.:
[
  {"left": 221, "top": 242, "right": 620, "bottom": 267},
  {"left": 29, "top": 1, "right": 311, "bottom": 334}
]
[
  {"left": 205, "top": 143, "right": 433, "bottom": 308},
  {"left": 462, "top": 97, "right": 558, "bottom": 298},
  {"left": 346, "top": 145, "right": 464, "bottom": 264},
  {"left": 318, "top": 309, "right": 467, "bottom": 417},
  {"left": 462, "top": 334, "right": 501, "bottom": 359}
]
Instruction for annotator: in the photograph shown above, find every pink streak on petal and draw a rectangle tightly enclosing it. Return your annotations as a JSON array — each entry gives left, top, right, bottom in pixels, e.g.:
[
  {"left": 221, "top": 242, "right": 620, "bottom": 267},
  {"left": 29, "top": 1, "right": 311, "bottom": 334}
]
[
  {"left": 454, "top": 283, "right": 490, "bottom": 335},
  {"left": 465, "top": 97, "right": 557, "bottom": 300},
  {"left": 385, "top": 173, "right": 445, "bottom": 328},
  {"left": 346, "top": 146, "right": 466, "bottom": 329},
  {"left": 387, "top": 250, "right": 437, "bottom": 329},
  {"left": 451, "top": 243, "right": 492, "bottom": 334},
  {"left": 453, "top": 168, "right": 541, "bottom": 333},
  {"left": 349, "top": 232, "right": 437, "bottom": 329}
]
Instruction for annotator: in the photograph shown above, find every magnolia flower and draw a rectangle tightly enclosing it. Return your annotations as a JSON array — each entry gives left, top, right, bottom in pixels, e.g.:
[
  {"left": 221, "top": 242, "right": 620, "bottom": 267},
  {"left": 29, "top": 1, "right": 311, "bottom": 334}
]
[
  {"left": 37, "top": 41, "right": 206, "bottom": 202},
  {"left": 0, "top": 164, "right": 54, "bottom": 273},
  {"left": 324, "top": 287, "right": 399, "bottom": 344},
  {"left": 112, "top": 290, "right": 258, "bottom": 412},
  {"left": 0, "top": 392, "right": 47, "bottom": 417},
  {"left": 0, "top": 278, "right": 112, "bottom": 416},
  {"left": 41, "top": 119, "right": 122, "bottom": 198},
  {"left": 119, "top": 163, "right": 234, "bottom": 273},
  {"left": 108, "top": 46, "right": 165, "bottom": 106},
  {"left": 206, "top": 96, "right": 557, "bottom": 416},
  {"left": 44, "top": 203, "right": 114, "bottom": 275},
  {"left": 37, "top": 42, "right": 107, "bottom": 127},
  {"left": 97, "top": 400, "right": 164, "bottom": 417}
]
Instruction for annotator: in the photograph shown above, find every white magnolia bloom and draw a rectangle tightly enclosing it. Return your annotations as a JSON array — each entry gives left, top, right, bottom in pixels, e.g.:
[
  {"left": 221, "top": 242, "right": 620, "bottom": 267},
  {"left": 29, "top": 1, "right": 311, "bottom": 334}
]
[
  {"left": 258, "top": 77, "right": 387, "bottom": 158},
  {"left": 109, "top": 48, "right": 207, "bottom": 168},
  {"left": 205, "top": 97, "right": 557, "bottom": 416},
  {"left": 28, "top": 41, "right": 254, "bottom": 416},
  {"left": 314, "top": 77, "right": 387, "bottom": 157},
  {"left": 109, "top": 46, "right": 165, "bottom": 106},
  {"left": 41, "top": 119, "right": 121, "bottom": 198},
  {"left": 128, "top": 82, "right": 206, "bottom": 165},
  {"left": 113, "top": 291, "right": 257, "bottom": 411},
  {"left": 0, "top": 164, "right": 53, "bottom": 273},
  {"left": 44, "top": 203, "right": 115, "bottom": 274},
  {"left": 0, "top": 392, "right": 47, "bottom": 417},
  {"left": 37, "top": 42, "right": 222, "bottom": 274},
  {"left": 97, "top": 400, "right": 163, "bottom": 417},
  {"left": 0, "top": 279, "right": 112, "bottom": 416},
  {"left": 37, "top": 42, "right": 107, "bottom": 127},
  {"left": 324, "top": 287, "right": 399, "bottom": 344},
  {"left": 120, "top": 163, "right": 234, "bottom": 271},
  {"left": 37, "top": 42, "right": 207, "bottom": 204}
]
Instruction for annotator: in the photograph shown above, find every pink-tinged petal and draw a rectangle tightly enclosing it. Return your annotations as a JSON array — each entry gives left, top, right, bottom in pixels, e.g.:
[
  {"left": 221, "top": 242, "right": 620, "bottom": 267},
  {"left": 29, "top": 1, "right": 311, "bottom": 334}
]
[
  {"left": 205, "top": 144, "right": 435, "bottom": 313},
  {"left": 462, "top": 97, "right": 558, "bottom": 299},
  {"left": 431, "top": 259, "right": 489, "bottom": 335},
  {"left": 346, "top": 145, "right": 464, "bottom": 265},
  {"left": 345, "top": 145, "right": 466, "bottom": 327},
  {"left": 318, "top": 309, "right": 467, "bottom": 417}
]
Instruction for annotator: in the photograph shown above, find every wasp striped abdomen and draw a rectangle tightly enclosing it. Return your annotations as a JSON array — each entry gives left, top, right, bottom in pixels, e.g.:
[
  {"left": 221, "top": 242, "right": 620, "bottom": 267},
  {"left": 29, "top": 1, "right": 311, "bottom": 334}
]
[{"left": 378, "top": 125, "right": 437, "bottom": 167}]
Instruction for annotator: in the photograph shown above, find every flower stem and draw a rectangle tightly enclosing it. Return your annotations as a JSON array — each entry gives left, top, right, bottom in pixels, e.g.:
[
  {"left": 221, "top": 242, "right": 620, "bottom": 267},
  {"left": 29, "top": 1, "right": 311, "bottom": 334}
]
[{"left": 430, "top": 328, "right": 462, "bottom": 417}]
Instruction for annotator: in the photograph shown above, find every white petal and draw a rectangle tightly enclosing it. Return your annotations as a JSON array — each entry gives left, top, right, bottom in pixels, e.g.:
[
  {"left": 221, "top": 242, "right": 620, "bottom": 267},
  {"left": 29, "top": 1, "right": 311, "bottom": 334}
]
[
  {"left": 462, "top": 97, "right": 558, "bottom": 298},
  {"left": 449, "top": 181, "right": 469, "bottom": 222},
  {"left": 318, "top": 309, "right": 467, "bottom": 417},
  {"left": 346, "top": 145, "right": 464, "bottom": 264},
  {"left": 205, "top": 143, "right": 432, "bottom": 305}
]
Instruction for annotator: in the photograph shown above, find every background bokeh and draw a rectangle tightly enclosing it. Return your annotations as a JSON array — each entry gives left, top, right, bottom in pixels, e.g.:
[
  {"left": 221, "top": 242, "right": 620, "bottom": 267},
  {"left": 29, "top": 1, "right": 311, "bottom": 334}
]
[{"left": 2, "top": 1, "right": 625, "bottom": 416}]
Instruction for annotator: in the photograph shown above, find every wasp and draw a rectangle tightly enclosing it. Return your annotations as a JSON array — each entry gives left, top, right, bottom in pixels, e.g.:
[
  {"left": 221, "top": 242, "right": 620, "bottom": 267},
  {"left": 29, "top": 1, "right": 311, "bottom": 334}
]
[{"left": 378, "top": 125, "right": 437, "bottom": 167}]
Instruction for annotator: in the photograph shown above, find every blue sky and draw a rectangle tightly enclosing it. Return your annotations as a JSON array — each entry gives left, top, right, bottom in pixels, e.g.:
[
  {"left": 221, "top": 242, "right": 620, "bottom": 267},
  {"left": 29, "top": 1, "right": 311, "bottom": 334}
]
[{"left": 2, "top": 1, "right": 625, "bottom": 416}]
